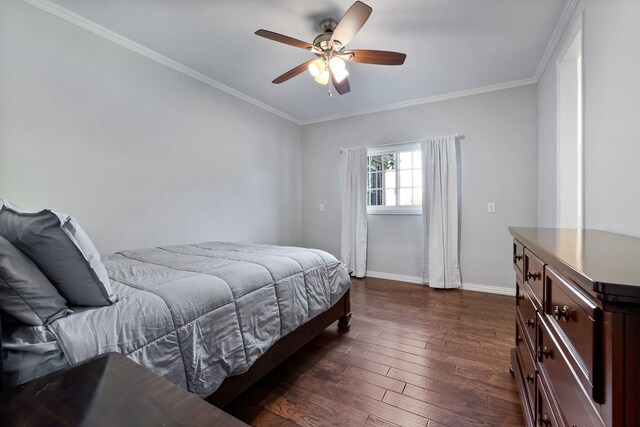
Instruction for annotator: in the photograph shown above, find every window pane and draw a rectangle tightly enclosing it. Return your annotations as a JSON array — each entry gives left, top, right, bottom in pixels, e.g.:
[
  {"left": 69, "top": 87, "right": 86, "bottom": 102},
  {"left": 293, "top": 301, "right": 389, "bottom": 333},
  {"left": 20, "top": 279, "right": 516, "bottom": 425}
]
[
  {"left": 369, "top": 172, "right": 384, "bottom": 190},
  {"left": 385, "top": 189, "right": 397, "bottom": 206},
  {"left": 399, "top": 188, "right": 413, "bottom": 205},
  {"left": 368, "top": 155, "right": 382, "bottom": 172},
  {"left": 413, "top": 187, "right": 423, "bottom": 205},
  {"left": 399, "top": 151, "right": 412, "bottom": 170},
  {"left": 399, "top": 170, "right": 412, "bottom": 188},
  {"left": 412, "top": 169, "right": 422, "bottom": 187},
  {"left": 369, "top": 189, "right": 383, "bottom": 206},
  {"left": 412, "top": 151, "right": 422, "bottom": 169},
  {"left": 383, "top": 153, "right": 396, "bottom": 171},
  {"left": 384, "top": 171, "right": 396, "bottom": 189}
]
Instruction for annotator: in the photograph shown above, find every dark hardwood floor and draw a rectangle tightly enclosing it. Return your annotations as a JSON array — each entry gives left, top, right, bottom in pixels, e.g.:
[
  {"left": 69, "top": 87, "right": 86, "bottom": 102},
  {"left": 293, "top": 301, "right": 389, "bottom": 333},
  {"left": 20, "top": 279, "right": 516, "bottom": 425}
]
[{"left": 225, "top": 277, "right": 524, "bottom": 427}]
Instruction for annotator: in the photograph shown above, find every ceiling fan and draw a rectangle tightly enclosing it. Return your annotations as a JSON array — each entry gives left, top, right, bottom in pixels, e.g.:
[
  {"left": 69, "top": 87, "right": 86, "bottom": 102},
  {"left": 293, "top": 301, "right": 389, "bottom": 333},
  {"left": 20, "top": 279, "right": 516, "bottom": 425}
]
[{"left": 255, "top": 1, "right": 406, "bottom": 95}]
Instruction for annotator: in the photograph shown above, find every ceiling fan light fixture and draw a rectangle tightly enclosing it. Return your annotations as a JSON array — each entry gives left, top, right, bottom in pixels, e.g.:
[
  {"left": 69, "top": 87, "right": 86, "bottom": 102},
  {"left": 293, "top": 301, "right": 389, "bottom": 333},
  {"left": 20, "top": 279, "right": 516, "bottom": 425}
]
[
  {"left": 329, "top": 56, "right": 349, "bottom": 83},
  {"left": 314, "top": 69, "right": 330, "bottom": 85},
  {"left": 329, "top": 56, "right": 346, "bottom": 72},
  {"left": 308, "top": 59, "right": 325, "bottom": 77}
]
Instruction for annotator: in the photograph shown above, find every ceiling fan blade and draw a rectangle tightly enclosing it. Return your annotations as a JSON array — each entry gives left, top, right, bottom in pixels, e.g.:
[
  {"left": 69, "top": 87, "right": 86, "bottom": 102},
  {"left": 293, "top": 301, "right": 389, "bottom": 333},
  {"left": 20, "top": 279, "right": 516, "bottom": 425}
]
[
  {"left": 332, "top": 74, "right": 350, "bottom": 95},
  {"left": 344, "top": 49, "right": 407, "bottom": 65},
  {"left": 272, "top": 60, "right": 314, "bottom": 84},
  {"left": 330, "top": 1, "right": 372, "bottom": 48},
  {"left": 255, "top": 29, "right": 314, "bottom": 50}
]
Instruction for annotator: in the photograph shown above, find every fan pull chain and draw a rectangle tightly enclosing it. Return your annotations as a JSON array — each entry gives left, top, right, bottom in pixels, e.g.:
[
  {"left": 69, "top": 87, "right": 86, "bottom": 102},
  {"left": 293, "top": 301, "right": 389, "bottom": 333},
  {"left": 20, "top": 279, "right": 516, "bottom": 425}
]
[{"left": 328, "top": 87, "right": 333, "bottom": 99}]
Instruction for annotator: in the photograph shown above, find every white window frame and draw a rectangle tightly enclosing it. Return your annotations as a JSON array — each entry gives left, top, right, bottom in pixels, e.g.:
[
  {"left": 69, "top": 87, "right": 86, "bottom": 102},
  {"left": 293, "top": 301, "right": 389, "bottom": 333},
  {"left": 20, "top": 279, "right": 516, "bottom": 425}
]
[{"left": 367, "top": 140, "right": 422, "bottom": 215}]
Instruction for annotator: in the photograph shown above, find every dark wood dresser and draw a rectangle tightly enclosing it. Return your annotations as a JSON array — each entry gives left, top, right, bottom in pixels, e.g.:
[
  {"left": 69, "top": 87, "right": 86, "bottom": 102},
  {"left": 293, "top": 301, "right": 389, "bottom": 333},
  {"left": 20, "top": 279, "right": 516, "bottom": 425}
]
[{"left": 509, "top": 227, "right": 640, "bottom": 427}]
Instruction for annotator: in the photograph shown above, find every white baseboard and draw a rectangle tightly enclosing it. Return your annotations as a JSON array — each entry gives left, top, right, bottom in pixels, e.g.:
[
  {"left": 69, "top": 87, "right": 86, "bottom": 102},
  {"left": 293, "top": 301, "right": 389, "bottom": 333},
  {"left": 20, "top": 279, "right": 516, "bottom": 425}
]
[
  {"left": 461, "top": 282, "right": 516, "bottom": 297},
  {"left": 365, "top": 270, "right": 515, "bottom": 296},
  {"left": 365, "top": 271, "right": 423, "bottom": 284}
]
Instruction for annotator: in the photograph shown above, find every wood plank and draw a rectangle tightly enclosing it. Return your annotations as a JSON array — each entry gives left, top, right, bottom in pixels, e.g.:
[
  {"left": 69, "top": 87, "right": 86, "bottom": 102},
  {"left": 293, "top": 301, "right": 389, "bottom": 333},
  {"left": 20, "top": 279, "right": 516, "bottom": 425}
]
[
  {"left": 344, "top": 366, "right": 406, "bottom": 393},
  {"left": 370, "top": 345, "right": 457, "bottom": 373},
  {"left": 325, "top": 350, "right": 391, "bottom": 376},
  {"left": 386, "top": 367, "right": 520, "bottom": 405},
  {"left": 226, "top": 401, "right": 301, "bottom": 427},
  {"left": 402, "top": 381, "right": 487, "bottom": 408},
  {"left": 259, "top": 385, "right": 369, "bottom": 427},
  {"left": 348, "top": 346, "right": 455, "bottom": 378},
  {"left": 308, "top": 363, "right": 387, "bottom": 401},
  {"left": 364, "top": 415, "right": 403, "bottom": 427}
]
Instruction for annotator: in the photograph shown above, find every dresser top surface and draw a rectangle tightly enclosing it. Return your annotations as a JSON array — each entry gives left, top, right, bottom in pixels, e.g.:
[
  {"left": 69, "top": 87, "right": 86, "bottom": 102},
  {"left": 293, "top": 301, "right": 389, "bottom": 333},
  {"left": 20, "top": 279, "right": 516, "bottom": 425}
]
[
  {"left": 509, "top": 227, "right": 640, "bottom": 301},
  {"left": 0, "top": 352, "right": 248, "bottom": 426}
]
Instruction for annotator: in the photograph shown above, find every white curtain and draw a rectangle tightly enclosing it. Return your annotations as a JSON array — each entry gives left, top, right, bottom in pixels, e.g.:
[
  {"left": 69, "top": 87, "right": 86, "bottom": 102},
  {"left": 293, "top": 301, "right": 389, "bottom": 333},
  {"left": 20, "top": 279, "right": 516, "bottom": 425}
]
[
  {"left": 422, "top": 135, "right": 461, "bottom": 288},
  {"left": 340, "top": 147, "right": 368, "bottom": 278}
]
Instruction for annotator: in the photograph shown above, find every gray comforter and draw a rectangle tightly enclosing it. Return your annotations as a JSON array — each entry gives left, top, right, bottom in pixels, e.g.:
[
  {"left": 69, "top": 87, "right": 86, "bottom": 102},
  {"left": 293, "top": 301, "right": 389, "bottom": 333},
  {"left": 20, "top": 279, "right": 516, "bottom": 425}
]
[{"left": 3, "top": 242, "right": 350, "bottom": 396}]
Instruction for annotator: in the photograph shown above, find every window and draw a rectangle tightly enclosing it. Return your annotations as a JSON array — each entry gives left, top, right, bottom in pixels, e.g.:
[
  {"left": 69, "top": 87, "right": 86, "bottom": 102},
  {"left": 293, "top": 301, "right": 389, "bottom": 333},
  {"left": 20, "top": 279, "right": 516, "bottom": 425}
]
[{"left": 367, "top": 142, "right": 422, "bottom": 214}]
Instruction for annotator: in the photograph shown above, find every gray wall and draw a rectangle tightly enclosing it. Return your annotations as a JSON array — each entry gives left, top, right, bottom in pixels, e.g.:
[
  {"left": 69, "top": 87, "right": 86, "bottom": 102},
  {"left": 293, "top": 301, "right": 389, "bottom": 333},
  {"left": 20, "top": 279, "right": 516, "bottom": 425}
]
[
  {"left": 1, "top": 0, "right": 546, "bottom": 293},
  {"left": 538, "top": 0, "right": 640, "bottom": 235},
  {"left": 0, "top": 0, "right": 302, "bottom": 254},
  {"left": 301, "top": 86, "right": 538, "bottom": 290}
]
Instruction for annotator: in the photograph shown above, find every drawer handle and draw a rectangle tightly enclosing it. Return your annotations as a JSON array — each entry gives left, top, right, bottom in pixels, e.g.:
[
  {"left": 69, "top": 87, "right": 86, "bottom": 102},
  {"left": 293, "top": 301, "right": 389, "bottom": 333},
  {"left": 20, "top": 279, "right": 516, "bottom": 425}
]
[
  {"left": 516, "top": 294, "right": 524, "bottom": 302},
  {"left": 538, "top": 345, "right": 552, "bottom": 361},
  {"left": 513, "top": 254, "right": 523, "bottom": 262},
  {"left": 527, "top": 271, "right": 541, "bottom": 281},
  {"left": 526, "top": 319, "right": 535, "bottom": 328},
  {"left": 516, "top": 335, "right": 523, "bottom": 344},
  {"left": 553, "top": 305, "right": 571, "bottom": 322},
  {"left": 526, "top": 373, "right": 535, "bottom": 384},
  {"left": 538, "top": 414, "right": 551, "bottom": 426}
]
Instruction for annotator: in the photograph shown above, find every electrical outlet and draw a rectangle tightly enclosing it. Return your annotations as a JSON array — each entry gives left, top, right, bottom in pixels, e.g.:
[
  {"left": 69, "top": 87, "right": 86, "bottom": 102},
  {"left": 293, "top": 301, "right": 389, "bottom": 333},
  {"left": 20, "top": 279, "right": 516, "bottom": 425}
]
[
  {"left": 488, "top": 202, "right": 496, "bottom": 213},
  {"left": 319, "top": 203, "right": 324, "bottom": 212}
]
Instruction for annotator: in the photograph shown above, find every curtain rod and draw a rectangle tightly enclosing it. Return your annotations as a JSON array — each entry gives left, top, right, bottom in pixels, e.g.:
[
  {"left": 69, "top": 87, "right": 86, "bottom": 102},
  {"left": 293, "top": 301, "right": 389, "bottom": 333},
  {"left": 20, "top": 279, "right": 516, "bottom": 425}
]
[{"left": 339, "top": 134, "right": 464, "bottom": 153}]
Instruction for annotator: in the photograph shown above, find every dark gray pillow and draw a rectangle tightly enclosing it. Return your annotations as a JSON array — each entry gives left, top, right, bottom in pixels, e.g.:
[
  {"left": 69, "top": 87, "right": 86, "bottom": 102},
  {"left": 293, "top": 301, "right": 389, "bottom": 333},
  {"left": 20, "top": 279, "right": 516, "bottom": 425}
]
[
  {"left": 0, "top": 206, "right": 116, "bottom": 307},
  {"left": 0, "top": 236, "right": 72, "bottom": 325}
]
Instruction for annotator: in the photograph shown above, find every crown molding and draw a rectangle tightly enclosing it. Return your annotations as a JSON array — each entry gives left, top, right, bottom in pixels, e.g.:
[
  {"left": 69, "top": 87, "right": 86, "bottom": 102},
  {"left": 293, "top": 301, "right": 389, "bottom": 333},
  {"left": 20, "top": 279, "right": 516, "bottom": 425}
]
[
  {"left": 23, "top": 0, "right": 302, "bottom": 125},
  {"left": 533, "top": 0, "right": 580, "bottom": 82},
  {"left": 300, "top": 77, "right": 538, "bottom": 125},
  {"left": 23, "top": 0, "right": 573, "bottom": 127}
]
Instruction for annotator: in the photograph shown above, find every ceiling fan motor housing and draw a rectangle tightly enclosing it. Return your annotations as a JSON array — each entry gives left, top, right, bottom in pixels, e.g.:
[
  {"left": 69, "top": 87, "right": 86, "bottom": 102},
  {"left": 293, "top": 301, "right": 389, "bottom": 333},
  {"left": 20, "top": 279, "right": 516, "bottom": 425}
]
[{"left": 313, "top": 18, "right": 342, "bottom": 52}]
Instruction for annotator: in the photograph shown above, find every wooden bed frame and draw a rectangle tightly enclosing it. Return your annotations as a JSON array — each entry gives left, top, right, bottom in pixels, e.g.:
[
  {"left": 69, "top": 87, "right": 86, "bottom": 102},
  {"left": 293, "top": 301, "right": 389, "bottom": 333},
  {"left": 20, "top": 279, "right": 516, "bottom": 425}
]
[
  {"left": 205, "top": 288, "right": 351, "bottom": 407},
  {"left": 0, "top": 289, "right": 351, "bottom": 403}
]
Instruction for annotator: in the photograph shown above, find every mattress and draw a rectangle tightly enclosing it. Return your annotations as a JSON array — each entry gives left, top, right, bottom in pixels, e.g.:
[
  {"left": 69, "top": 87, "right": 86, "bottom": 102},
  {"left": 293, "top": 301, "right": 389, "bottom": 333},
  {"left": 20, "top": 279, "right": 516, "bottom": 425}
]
[{"left": 2, "top": 242, "right": 350, "bottom": 396}]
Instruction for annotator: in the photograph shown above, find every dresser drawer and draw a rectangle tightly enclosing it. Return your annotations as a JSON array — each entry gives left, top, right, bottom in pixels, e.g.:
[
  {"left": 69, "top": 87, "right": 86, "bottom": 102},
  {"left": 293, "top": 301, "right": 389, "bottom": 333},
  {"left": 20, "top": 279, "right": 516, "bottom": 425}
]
[
  {"left": 537, "top": 374, "right": 563, "bottom": 427},
  {"left": 516, "top": 316, "right": 536, "bottom": 418},
  {"left": 545, "top": 266, "right": 601, "bottom": 398},
  {"left": 537, "top": 315, "right": 604, "bottom": 427},
  {"left": 524, "top": 248, "right": 544, "bottom": 307},
  {"left": 513, "top": 239, "right": 524, "bottom": 279},
  {"left": 516, "top": 281, "right": 537, "bottom": 352}
]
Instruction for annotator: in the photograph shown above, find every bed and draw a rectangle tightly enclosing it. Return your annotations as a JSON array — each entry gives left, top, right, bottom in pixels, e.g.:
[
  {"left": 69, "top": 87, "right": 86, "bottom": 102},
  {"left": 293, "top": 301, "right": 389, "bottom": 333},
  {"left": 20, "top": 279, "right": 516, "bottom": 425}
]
[{"left": 0, "top": 241, "right": 351, "bottom": 404}]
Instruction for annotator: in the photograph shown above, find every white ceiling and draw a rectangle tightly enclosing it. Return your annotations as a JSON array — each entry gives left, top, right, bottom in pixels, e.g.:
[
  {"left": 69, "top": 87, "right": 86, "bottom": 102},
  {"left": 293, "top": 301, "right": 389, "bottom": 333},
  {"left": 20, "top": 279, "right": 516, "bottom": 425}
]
[{"left": 49, "top": 0, "right": 567, "bottom": 124}]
